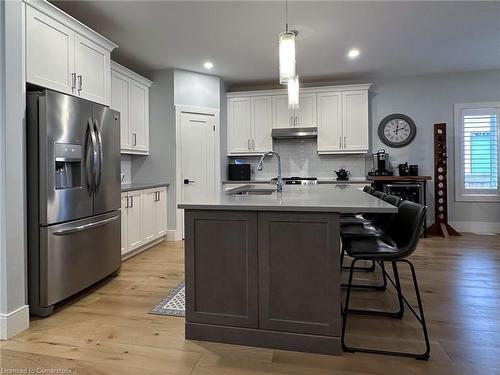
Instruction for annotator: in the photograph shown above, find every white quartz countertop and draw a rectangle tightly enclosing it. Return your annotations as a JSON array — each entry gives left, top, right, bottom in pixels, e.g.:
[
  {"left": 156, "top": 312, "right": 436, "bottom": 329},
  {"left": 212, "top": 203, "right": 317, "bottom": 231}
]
[{"left": 178, "top": 184, "right": 397, "bottom": 213}]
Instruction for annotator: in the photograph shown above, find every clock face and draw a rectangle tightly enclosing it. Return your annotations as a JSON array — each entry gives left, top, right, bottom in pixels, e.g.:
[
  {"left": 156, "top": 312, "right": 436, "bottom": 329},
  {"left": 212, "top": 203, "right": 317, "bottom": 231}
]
[{"left": 378, "top": 114, "right": 416, "bottom": 148}]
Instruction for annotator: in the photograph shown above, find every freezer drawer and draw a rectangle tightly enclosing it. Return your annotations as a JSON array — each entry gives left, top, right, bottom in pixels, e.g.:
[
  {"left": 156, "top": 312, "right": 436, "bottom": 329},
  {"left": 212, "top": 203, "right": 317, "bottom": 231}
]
[{"left": 39, "top": 211, "right": 121, "bottom": 306}]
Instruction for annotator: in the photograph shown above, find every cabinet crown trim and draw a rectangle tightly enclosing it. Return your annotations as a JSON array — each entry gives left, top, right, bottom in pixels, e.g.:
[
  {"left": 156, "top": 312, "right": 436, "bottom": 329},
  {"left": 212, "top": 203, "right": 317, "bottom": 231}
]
[
  {"left": 111, "top": 61, "right": 153, "bottom": 87},
  {"left": 226, "top": 83, "right": 372, "bottom": 98},
  {"left": 24, "top": 0, "right": 118, "bottom": 51}
]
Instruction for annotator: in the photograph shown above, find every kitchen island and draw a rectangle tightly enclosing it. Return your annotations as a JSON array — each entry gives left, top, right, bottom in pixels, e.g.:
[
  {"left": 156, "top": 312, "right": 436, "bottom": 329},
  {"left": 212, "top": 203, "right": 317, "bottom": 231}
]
[{"left": 178, "top": 184, "right": 397, "bottom": 355}]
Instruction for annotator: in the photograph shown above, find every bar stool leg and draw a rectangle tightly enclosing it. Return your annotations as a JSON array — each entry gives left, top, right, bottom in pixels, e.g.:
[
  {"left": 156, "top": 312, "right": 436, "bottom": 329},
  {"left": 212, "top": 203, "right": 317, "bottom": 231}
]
[{"left": 392, "top": 261, "right": 404, "bottom": 319}]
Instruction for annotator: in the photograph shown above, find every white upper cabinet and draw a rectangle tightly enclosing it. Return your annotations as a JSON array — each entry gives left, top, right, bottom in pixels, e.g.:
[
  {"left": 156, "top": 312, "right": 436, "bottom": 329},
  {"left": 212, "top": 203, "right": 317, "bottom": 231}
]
[
  {"left": 227, "top": 96, "right": 272, "bottom": 155},
  {"left": 111, "top": 70, "right": 130, "bottom": 149},
  {"left": 227, "top": 84, "right": 371, "bottom": 156},
  {"left": 272, "top": 93, "right": 316, "bottom": 128},
  {"left": 317, "top": 92, "right": 342, "bottom": 153},
  {"left": 74, "top": 33, "right": 110, "bottom": 105},
  {"left": 251, "top": 96, "right": 272, "bottom": 152},
  {"left": 342, "top": 90, "right": 369, "bottom": 152},
  {"left": 25, "top": 0, "right": 117, "bottom": 106},
  {"left": 298, "top": 93, "right": 317, "bottom": 128},
  {"left": 272, "top": 95, "right": 290, "bottom": 129},
  {"left": 111, "top": 61, "right": 152, "bottom": 155},
  {"left": 227, "top": 97, "right": 252, "bottom": 154},
  {"left": 26, "top": 5, "right": 75, "bottom": 95}
]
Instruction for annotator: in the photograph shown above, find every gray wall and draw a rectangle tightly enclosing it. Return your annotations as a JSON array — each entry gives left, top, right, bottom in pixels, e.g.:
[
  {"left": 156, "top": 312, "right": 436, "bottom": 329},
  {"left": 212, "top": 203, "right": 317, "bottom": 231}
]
[
  {"left": 1, "top": 0, "right": 29, "bottom": 337},
  {"left": 131, "top": 69, "right": 221, "bottom": 231},
  {"left": 369, "top": 70, "right": 500, "bottom": 224},
  {"left": 131, "top": 69, "right": 175, "bottom": 229}
]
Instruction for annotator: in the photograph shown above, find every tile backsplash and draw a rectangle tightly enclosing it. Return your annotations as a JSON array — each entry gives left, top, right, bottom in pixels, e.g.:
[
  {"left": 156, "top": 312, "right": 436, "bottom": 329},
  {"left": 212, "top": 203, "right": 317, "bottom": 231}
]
[
  {"left": 121, "top": 155, "right": 132, "bottom": 184},
  {"left": 229, "top": 139, "right": 370, "bottom": 179}
]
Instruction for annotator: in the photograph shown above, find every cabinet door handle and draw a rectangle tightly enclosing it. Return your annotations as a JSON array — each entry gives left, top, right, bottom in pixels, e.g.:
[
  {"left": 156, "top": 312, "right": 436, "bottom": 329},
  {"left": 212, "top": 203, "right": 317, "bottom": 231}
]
[
  {"left": 125, "top": 196, "right": 129, "bottom": 208},
  {"left": 344, "top": 136, "right": 347, "bottom": 148},
  {"left": 77, "top": 75, "right": 82, "bottom": 92},
  {"left": 130, "top": 196, "right": 134, "bottom": 208},
  {"left": 157, "top": 191, "right": 161, "bottom": 201},
  {"left": 71, "top": 73, "right": 76, "bottom": 90},
  {"left": 339, "top": 136, "right": 342, "bottom": 149},
  {"left": 247, "top": 139, "right": 251, "bottom": 150},
  {"left": 252, "top": 139, "right": 255, "bottom": 150},
  {"left": 132, "top": 133, "right": 137, "bottom": 146},
  {"left": 290, "top": 115, "right": 293, "bottom": 127},
  {"left": 154, "top": 192, "right": 157, "bottom": 202}
]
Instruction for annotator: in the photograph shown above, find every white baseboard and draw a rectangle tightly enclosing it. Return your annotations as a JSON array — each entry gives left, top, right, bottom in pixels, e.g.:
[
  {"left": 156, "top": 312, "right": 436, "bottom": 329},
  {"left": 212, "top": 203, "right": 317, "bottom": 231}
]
[
  {"left": 167, "top": 229, "right": 183, "bottom": 241},
  {"left": 449, "top": 221, "right": 500, "bottom": 234},
  {"left": 0, "top": 304, "right": 29, "bottom": 340}
]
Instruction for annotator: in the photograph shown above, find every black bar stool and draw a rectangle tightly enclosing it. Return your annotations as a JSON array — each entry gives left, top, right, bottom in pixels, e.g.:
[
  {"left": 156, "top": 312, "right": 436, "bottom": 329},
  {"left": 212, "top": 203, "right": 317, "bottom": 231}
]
[
  {"left": 340, "top": 190, "right": 388, "bottom": 273},
  {"left": 341, "top": 200, "right": 430, "bottom": 360}
]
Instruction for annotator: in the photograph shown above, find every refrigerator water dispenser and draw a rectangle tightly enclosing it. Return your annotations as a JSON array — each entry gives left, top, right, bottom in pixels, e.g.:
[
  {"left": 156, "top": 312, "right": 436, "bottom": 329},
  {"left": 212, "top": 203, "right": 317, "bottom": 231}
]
[{"left": 54, "top": 143, "right": 81, "bottom": 189}]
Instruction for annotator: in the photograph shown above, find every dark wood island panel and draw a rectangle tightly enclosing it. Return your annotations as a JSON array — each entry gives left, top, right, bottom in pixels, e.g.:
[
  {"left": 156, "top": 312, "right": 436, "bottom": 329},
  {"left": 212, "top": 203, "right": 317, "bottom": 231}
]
[{"left": 184, "top": 209, "right": 342, "bottom": 355}]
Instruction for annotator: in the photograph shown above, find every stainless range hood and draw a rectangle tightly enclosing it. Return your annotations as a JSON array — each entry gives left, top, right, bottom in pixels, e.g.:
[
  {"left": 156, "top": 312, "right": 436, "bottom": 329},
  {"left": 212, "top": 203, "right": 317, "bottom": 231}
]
[{"left": 271, "top": 127, "right": 317, "bottom": 139}]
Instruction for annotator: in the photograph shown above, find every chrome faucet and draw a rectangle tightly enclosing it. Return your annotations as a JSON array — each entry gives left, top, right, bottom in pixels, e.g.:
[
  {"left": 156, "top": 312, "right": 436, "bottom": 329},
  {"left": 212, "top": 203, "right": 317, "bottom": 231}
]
[{"left": 256, "top": 151, "right": 283, "bottom": 193}]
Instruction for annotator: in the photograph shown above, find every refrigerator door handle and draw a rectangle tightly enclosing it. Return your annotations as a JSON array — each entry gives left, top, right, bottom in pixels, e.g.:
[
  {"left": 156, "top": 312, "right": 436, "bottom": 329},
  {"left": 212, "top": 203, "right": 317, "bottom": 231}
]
[
  {"left": 84, "top": 118, "right": 98, "bottom": 195},
  {"left": 93, "top": 118, "right": 104, "bottom": 193},
  {"left": 52, "top": 215, "right": 119, "bottom": 236}
]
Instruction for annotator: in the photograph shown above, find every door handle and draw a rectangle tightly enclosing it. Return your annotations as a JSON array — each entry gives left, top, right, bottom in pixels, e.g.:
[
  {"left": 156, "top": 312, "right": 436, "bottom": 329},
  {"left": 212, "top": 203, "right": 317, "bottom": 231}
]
[
  {"left": 85, "top": 118, "right": 98, "bottom": 194},
  {"left": 132, "top": 133, "right": 137, "bottom": 146},
  {"left": 247, "top": 139, "right": 251, "bottom": 151},
  {"left": 125, "top": 196, "right": 129, "bottom": 208},
  {"left": 53, "top": 215, "right": 119, "bottom": 235},
  {"left": 93, "top": 119, "right": 103, "bottom": 193},
  {"left": 344, "top": 136, "right": 347, "bottom": 148},
  {"left": 157, "top": 191, "right": 160, "bottom": 201},
  {"left": 184, "top": 179, "right": 195, "bottom": 184},
  {"left": 71, "top": 73, "right": 76, "bottom": 90},
  {"left": 130, "top": 196, "right": 134, "bottom": 207},
  {"left": 252, "top": 139, "right": 255, "bottom": 150},
  {"left": 339, "top": 136, "right": 342, "bottom": 149},
  {"left": 77, "top": 75, "right": 82, "bottom": 92}
]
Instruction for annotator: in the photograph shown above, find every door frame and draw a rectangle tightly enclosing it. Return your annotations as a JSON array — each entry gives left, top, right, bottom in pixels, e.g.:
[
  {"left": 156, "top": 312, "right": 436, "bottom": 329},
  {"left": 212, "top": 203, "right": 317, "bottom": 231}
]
[{"left": 175, "top": 105, "right": 221, "bottom": 240}]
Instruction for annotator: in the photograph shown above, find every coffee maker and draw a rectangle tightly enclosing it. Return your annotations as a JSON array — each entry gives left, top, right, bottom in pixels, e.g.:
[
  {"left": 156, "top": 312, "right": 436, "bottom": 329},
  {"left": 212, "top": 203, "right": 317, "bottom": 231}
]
[{"left": 368, "top": 149, "right": 394, "bottom": 176}]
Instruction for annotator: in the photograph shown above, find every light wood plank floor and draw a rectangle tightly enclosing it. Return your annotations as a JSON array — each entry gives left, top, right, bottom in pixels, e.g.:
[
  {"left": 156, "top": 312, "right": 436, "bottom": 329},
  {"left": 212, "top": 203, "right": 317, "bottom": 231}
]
[{"left": 2, "top": 234, "right": 500, "bottom": 374}]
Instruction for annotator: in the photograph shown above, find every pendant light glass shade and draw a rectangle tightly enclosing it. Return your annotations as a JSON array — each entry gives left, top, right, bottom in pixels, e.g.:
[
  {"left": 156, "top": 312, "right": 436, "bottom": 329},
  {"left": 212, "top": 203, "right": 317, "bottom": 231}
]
[
  {"left": 287, "top": 74, "right": 299, "bottom": 110},
  {"left": 279, "top": 31, "right": 296, "bottom": 85}
]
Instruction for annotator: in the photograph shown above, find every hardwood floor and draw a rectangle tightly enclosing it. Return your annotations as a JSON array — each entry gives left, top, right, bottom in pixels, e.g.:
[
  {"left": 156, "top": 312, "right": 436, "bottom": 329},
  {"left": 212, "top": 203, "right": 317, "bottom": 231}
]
[{"left": 1, "top": 234, "right": 500, "bottom": 374}]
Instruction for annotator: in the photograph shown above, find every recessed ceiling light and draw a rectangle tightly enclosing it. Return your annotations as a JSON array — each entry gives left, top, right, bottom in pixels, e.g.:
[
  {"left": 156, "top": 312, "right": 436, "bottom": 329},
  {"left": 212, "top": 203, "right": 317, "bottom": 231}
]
[
  {"left": 203, "top": 61, "right": 214, "bottom": 70},
  {"left": 347, "top": 49, "right": 360, "bottom": 59}
]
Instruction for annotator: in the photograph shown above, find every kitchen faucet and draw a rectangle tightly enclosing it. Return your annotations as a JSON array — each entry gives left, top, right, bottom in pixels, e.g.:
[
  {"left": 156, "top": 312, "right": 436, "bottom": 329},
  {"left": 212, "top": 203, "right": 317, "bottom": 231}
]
[{"left": 256, "top": 151, "right": 283, "bottom": 193}]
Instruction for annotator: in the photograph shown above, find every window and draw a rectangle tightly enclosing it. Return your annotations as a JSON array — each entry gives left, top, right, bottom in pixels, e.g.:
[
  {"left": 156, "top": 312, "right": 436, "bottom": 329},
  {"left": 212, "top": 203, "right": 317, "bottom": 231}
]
[{"left": 455, "top": 103, "right": 500, "bottom": 201}]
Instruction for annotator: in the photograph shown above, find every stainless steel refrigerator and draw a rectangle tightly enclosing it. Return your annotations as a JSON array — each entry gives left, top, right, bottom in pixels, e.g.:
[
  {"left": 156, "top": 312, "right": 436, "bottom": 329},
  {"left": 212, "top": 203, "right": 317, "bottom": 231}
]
[{"left": 27, "top": 89, "right": 121, "bottom": 317}]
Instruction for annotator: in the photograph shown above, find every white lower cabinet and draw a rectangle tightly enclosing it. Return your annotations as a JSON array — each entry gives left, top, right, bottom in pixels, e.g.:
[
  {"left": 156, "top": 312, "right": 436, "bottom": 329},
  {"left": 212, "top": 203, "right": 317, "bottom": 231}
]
[{"left": 121, "top": 186, "right": 168, "bottom": 257}]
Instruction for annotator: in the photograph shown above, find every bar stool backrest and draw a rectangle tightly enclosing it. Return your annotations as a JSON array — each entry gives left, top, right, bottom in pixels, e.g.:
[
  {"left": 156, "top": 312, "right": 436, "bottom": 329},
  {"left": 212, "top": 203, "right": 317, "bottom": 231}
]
[
  {"left": 385, "top": 201, "right": 427, "bottom": 258},
  {"left": 363, "top": 186, "right": 375, "bottom": 194},
  {"left": 383, "top": 194, "right": 403, "bottom": 207},
  {"left": 372, "top": 190, "right": 386, "bottom": 199}
]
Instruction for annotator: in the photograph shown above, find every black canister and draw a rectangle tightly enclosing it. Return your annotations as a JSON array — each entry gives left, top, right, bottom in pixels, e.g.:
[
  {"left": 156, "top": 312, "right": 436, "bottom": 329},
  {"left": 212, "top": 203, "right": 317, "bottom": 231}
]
[{"left": 409, "top": 165, "right": 419, "bottom": 176}]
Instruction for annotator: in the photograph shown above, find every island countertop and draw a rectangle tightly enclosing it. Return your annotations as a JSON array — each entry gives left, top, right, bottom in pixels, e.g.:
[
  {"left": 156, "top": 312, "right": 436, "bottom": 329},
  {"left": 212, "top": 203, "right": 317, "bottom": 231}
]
[{"left": 179, "top": 184, "right": 397, "bottom": 214}]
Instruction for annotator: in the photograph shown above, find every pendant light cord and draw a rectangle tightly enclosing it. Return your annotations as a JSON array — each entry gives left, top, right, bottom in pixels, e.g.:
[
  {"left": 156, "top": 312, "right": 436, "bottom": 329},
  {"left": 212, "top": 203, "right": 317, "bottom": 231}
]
[{"left": 285, "top": 0, "right": 288, "bottom": 32}]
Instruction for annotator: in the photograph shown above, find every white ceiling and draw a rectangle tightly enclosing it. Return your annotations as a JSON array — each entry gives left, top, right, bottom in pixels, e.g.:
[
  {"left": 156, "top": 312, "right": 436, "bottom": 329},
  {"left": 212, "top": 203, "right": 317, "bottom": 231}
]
[{"left": 52, "top": 1, "right": 500, "bottom": 86}]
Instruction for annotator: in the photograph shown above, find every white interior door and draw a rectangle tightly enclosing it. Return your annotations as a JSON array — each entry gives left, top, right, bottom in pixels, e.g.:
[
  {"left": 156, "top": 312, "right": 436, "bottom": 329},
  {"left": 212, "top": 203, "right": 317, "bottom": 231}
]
[{"left": 180, "top": 112, "right": 217, "bottom": 235}]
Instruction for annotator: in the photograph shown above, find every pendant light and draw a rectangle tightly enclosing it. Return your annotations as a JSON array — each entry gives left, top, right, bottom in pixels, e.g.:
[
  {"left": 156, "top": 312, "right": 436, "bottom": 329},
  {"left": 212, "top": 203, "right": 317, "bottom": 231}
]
[
  {"left": 287, "top": 74, "right": 299, "bottom": 110},
  {"left": 278, "top": 0, "right": 296, "bottom": 85}
]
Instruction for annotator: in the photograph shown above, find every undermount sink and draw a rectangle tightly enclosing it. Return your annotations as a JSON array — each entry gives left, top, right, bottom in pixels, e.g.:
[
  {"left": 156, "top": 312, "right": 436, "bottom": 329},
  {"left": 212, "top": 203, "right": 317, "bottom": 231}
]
[
  {"left": 232, "top": 190, "right": 275, "bottom": 195},
  {"left": 227, "top": 185, "right": 276, "bottom": 196}
]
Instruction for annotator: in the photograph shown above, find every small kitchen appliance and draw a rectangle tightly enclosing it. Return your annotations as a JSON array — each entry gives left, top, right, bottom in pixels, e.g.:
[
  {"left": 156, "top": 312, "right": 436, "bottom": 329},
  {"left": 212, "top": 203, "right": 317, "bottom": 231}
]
[
  {"left": 368, "top": 149, "right": 393, "bottom": 176},
  {"left": 409, "top": 165, "right": 419, "bottom": 176},
  {"left": 228, "top": 163, "right": 251, "bottom": 181},
  {"left": 398, "top": 162, "right": 410, "bottom": 176}
]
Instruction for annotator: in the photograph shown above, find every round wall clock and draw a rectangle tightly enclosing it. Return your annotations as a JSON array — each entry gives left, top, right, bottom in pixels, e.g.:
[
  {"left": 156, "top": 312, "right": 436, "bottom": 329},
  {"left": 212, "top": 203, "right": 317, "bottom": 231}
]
[{"left": 378, "top": 113, "right": 417, "bottom": 148}]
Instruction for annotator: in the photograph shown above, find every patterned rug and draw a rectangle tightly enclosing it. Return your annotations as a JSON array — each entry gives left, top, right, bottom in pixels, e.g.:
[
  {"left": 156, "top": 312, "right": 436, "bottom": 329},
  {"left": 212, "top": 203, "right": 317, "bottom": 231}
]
[{"left": 150, "top": 280, "right": 185, "bottom": 317}]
